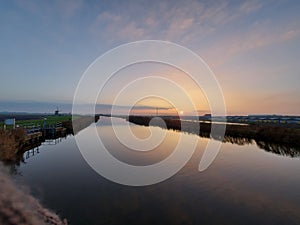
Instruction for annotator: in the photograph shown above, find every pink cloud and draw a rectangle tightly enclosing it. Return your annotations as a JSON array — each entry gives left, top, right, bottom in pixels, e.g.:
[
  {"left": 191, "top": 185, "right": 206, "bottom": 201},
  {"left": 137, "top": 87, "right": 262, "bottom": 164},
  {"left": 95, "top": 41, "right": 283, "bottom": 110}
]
[
  {"left": 239, "top": 1, "right": 262, "bottom": 13},
  {"left": 202, "top": 26, "right": 300, "bottom": 68}
]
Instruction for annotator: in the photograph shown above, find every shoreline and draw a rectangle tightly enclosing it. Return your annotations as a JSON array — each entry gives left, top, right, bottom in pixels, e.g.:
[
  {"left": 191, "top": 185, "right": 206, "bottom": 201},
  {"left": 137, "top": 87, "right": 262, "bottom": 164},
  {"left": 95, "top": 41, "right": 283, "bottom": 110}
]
[
  {"left": 127, "top": 115, "right": 300, "bottom": 149},
  {"left": 0, "top": 116, "right": 98, "bottom": 162}
]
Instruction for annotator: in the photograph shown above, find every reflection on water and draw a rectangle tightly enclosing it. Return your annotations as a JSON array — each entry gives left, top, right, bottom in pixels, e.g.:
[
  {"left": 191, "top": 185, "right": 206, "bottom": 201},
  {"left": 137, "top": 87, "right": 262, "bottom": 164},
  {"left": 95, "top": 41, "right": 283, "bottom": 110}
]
[
  {"left": 222, "top": 135, "right": 254, "bottom": 145},
  {"left": 256, "top": 141, "right": 300, "bottom": 158},
  {"left": 10, "top": 117, "right": 300, "bottom": 225},
  {"left": 222, "top": 136, "right": 300, "bottom": 158}
]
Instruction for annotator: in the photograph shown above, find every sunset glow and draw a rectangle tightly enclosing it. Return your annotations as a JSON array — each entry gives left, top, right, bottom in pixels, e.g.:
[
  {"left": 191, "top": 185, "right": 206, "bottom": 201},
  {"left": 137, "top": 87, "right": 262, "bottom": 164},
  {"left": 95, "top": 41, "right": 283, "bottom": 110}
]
[
  {"left": 1, "top": 2, "right": 300, "bottom": 225},
  {"left": 0, "top": 1, "right": 299, "bottom": 115}
]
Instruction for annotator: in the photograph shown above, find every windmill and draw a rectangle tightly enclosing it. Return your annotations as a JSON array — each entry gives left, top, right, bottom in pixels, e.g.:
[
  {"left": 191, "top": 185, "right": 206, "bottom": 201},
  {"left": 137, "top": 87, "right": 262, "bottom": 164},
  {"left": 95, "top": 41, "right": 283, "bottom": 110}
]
[{"left": 54, "top": 107, "right": 60, "bottom": 116}]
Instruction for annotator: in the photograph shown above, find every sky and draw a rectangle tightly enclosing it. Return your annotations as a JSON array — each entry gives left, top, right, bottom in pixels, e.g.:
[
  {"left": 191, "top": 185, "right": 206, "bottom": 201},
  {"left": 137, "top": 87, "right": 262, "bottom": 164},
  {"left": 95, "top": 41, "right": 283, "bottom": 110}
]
[{"left": 0, "top": 0, "right": 299, "bottom": 115}]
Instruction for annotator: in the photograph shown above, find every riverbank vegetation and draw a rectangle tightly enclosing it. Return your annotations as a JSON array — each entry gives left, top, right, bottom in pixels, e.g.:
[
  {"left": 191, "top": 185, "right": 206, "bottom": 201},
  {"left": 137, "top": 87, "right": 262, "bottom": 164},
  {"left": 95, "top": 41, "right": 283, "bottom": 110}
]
[
  {"left": 0, "top": 129, "right": 26, "bottom": 161},
  {"left": 127, "top": 116, "right": 300, "bottom": 149},
  {"left": 0, "top": 115, "right": 98, "bottom": 162},
  {"left": 0, "top": 115, "right": 73, "bottom": 129}
]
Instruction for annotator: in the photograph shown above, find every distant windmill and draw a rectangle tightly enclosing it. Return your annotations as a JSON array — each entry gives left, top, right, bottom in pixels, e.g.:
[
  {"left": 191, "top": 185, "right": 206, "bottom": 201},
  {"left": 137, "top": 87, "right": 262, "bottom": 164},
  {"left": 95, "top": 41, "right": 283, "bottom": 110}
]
[{"left": 54, "top": 107, "right": 60, "bottom": 116}]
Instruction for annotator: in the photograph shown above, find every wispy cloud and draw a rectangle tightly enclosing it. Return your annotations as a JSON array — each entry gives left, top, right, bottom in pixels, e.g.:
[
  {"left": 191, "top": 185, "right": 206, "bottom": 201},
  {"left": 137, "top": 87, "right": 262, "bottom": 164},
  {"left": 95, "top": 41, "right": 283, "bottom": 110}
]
[
  {"left": 1, "top": 0, "right": 299, "bottom": 115},
  {"left": 203, "top": 24, "right": 300, "bottom": 67},
  {"left": 90, "top": 11, "right": 146, "bottom": 43},
  {"left": 56, "top": 0, "right": 83, "bottom": 19},
  {"left": 88, "top": 0, "right": 266, "bottom": 47},
  {"left": 90, "top": 1, "right": 200, "bottom": 42},
  {"left": 14, "top": 0, "right": 83, "bottom": 19},
  {"left": 239, "top": 1, "right": 263, "bottom": 13}
]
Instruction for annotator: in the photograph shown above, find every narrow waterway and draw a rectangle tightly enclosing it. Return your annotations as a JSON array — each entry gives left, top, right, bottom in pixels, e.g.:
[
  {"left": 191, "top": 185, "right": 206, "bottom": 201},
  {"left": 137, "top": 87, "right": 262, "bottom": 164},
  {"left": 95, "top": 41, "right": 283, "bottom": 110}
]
[{"left": 12, "top": 117, "right": 300, "bottom": 225}]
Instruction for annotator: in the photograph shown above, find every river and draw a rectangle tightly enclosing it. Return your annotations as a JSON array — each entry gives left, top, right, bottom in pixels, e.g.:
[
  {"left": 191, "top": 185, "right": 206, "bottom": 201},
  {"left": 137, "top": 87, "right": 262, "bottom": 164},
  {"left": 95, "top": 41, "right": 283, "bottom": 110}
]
[{"left": 13, "top": 117, "right": 300, "bottom": 225}]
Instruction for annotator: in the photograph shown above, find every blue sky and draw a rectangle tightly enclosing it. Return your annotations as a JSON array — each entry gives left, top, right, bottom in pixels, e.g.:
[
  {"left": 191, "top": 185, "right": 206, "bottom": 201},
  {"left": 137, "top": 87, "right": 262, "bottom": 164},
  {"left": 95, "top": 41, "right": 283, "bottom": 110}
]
[{"left": 0, "top": 0, "right": 299, "bottom": 114}]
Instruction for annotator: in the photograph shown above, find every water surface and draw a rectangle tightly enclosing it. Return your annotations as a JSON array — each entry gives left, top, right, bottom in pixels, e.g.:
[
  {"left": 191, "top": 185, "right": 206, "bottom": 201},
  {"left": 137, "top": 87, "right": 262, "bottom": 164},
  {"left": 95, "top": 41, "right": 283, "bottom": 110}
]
[{"left": 14, "top": 117, "right": 300, "bottom": 225}]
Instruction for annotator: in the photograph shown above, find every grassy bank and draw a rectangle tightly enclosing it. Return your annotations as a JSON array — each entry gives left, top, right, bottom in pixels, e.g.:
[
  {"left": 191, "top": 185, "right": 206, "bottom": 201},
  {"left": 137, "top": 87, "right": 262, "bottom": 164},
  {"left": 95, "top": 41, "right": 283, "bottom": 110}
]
[
  {"left": 128, "top": 116, "right": 300, "bottom": 148},
  {"left": 0, "top": 163, "right": 68, "bottom": 225},
  {"left": 0, "top": 115, "right": 97, "bottom": 162},
  {"left": 0, "top": 115, "right": 75, "bottom": 131},
  {"left": 0, "top": 129, "right": 26, "bottom": 161}
]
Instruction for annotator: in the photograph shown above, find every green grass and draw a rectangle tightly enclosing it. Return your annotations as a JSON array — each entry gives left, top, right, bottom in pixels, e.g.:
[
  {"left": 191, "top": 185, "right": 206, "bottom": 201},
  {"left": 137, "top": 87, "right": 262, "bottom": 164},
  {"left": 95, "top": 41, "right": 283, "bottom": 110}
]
[
  {"left": 21, "top": 115, "right": 72, "bottom": 127},
  {"left": 0, "top": 115, "right": 89, "bottom": 129},
  {"left": 6, "top": 115, "right": 73, "bottom": 128}
]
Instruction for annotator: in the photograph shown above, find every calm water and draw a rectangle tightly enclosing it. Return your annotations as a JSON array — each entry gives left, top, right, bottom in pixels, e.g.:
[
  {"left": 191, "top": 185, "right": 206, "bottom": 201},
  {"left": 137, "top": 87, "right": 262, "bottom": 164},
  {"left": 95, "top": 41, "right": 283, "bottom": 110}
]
[{"left": 13, "top": 117, "right": 300, "bottom": 225}]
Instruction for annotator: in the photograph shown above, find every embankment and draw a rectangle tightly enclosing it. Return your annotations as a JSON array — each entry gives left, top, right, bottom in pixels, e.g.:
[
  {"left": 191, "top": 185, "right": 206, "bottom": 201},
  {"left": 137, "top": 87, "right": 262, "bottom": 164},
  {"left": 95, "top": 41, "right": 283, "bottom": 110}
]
[
  {"left": 127, "top": 116, "right": 300, "bottom": 148},
  {"left": 63, "top": 115, "right": 98, "bottom": 135},
  {"left": 0, "top": 163, "right": 68, "bottom": 225},
  {"left": 0, "top": 116, "right": 98, "bottom": 161},
  {"left": 0, "top": 129, "right": 26, "bottom": 161}
]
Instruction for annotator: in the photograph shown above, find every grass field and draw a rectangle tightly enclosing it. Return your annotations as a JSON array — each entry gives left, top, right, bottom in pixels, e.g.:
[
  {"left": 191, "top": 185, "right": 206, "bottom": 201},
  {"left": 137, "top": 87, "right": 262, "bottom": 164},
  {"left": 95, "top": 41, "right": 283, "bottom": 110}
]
[
  {"left": 0, "top": 115, "right": 95, "bottom": 161},
  {"left": 0, "top": 115, "right": 74, "bottom": 129}
]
